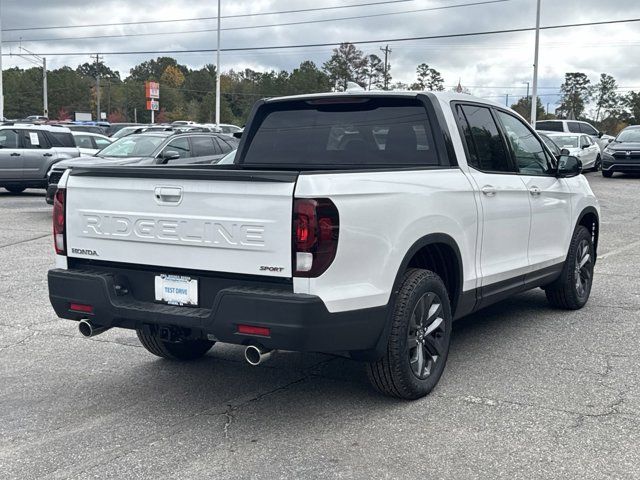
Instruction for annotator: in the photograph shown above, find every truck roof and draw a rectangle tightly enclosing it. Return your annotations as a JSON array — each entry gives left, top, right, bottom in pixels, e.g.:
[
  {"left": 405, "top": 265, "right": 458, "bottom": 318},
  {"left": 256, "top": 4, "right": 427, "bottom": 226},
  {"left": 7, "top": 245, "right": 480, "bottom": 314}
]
[{"left": 262, "top": 90, "right": 504, "bottom": 108}]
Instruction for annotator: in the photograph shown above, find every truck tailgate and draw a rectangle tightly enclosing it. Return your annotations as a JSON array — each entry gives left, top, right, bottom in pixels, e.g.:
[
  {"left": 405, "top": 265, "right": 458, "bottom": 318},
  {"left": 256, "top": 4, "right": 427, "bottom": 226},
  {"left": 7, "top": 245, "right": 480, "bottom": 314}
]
[{"left": 64, "top": 168, "right": 297, "bottom": 277}]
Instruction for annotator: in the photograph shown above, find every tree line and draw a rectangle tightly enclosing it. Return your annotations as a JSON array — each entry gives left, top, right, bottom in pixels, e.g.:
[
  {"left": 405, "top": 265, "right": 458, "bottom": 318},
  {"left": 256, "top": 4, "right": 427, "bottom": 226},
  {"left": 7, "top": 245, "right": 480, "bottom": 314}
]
[{"left": 3, "top": 42, "right": 639, "bottom": 133}]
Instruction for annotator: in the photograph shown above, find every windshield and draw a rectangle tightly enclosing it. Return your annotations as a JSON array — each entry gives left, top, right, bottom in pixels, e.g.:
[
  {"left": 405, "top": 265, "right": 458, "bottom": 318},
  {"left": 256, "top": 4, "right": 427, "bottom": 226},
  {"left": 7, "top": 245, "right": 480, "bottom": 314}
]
[
  {"left": 616, "top": 129, "right": 640, "bottom": 143},
  {"left": 97, "top": 134, "right": 165, "bottom": 157},
  {"left": 548, "top": 135, "right": 578, "bottom": 148}
]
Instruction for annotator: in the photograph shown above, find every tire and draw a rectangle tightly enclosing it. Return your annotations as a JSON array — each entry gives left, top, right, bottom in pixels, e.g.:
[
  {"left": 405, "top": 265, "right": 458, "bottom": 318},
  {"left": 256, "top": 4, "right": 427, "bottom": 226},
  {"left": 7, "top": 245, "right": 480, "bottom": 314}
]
[
  {"left": 602, "top": 170, "right": 613, "bottom": 178},
  {"left": 367, "top": 268, "right": 452, "bottom": 399},
  {"left": 5, "top": 186, "right": 26, "bottom": 194},
  {"left": 136, "top": 328, "right": 214, "bottom": 360},
  {"left": 593, "top": 155, "right": 601, "bottom": 172},
  {"left": 545, "top": 226, "right": 594, "bottom": 310}
]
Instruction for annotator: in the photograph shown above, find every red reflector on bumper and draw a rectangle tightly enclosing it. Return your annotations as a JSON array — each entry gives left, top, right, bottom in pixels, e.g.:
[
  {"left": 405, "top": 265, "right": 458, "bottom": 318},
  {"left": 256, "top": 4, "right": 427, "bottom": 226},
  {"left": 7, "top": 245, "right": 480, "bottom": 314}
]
[
  {"left": 237, "top": 324, "right": 270, "bottom": 337},
  {"left": 70, "top": 303, "right": 94, "bottom": 313}
]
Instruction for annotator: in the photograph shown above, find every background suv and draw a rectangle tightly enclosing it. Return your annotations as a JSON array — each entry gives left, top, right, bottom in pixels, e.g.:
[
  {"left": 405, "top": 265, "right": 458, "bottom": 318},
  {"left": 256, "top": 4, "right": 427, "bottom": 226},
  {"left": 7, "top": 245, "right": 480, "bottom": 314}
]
[
  {"left": 0, "top": 125, "right": 80, "bottom": 193},
  {"left": 536, "top": 119, "right": 613, "bottom": 150}
]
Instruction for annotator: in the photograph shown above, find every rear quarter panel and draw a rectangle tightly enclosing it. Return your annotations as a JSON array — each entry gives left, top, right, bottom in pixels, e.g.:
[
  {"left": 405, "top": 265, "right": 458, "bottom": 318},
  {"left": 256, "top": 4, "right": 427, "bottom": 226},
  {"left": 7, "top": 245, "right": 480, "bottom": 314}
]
[{"left": 294, "top": 168, "right": 479, "bottom": 312}]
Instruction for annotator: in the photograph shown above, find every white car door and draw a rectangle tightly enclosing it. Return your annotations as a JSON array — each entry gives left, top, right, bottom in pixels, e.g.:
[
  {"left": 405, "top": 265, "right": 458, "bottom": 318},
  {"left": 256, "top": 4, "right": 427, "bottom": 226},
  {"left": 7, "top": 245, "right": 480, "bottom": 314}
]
[
  {"left": 454, "top": 104, "right": 532, "bottom": 292},
  {"left": 579, "top": 135, "right": 598, "bottom": 170},
  {"left": 494, "top": 110, "right": 573, "bottom": 274}
]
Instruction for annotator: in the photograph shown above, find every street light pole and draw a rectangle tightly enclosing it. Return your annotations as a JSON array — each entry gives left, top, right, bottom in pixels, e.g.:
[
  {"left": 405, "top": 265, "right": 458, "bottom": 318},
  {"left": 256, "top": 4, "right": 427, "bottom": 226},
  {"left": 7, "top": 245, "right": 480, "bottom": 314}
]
[
  {"left": 43, "top": 58, "right": 48, "bottom": 118},
  {"left": 215, "top": 0, "right": 221, "bottom": 126},
  {"left": 530, "top": 0, "right": 542, "bottom": 126},
  {"left": 0, "top": 6, "right": 4, "bottom": 121}
]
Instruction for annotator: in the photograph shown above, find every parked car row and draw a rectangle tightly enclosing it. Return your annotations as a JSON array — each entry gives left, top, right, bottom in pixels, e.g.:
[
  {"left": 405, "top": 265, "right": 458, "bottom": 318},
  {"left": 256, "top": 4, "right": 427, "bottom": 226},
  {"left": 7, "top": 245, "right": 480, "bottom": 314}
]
[{"left": 44, "top": 131, "right": 238, "bottom": 203}]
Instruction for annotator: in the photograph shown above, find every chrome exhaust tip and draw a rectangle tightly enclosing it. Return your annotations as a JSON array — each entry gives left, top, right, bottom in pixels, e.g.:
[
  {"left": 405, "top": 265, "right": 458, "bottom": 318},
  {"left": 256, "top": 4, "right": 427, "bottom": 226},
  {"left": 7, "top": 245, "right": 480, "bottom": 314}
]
[
  {"left": 78, "top": 319, "right": 110, "bottom": 338},
  {"left": 244, "top": 345, "right": 274, "bottom": 366}
]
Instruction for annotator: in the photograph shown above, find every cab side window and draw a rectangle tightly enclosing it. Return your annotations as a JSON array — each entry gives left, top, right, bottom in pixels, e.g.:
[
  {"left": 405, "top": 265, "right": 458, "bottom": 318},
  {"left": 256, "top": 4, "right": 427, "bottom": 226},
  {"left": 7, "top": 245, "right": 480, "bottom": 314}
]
[
  {"left": 0, "top": 130, "right": 19, "bottom": 148},
  {"left": 579, "top": 123, "right": 598, "bottom": 136},
  {"left": 495, "top": 110, "right": 554, "bottom": 176},
  {"left": 455, "top": 104, "right": 513, "bottom": 173}
]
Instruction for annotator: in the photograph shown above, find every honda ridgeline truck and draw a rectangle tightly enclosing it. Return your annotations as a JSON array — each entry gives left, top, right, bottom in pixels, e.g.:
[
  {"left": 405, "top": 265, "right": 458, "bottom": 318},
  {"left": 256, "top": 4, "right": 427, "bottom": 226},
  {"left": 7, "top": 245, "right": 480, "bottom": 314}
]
[{"left": 48, "top": 92, "right": 599, "bottom": 399}]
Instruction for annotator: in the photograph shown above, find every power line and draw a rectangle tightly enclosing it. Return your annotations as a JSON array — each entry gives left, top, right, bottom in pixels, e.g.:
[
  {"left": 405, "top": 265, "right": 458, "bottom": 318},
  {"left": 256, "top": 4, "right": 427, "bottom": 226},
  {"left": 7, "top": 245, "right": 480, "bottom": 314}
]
[
  {"left": 4, "top": 16, "right": 639, "bottom": 57},
  {"left": 4, "top": 0, "right": 510, "bottom": 44},
  {"left": 3, "top": 0, "right": 414, "bottom": 32}
]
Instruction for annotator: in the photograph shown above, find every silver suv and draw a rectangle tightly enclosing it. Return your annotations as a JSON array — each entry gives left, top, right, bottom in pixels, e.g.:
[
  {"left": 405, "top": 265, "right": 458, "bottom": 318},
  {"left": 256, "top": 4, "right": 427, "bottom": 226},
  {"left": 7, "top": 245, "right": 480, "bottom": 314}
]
[{"left": 0, "top": 125, "right": 80, "bottom": 193}]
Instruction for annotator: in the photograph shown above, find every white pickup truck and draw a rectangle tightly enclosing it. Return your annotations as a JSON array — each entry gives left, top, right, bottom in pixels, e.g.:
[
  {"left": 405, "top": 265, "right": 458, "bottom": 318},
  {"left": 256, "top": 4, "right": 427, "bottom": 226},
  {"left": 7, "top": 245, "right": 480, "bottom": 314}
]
[{"left": 48, "top": 92, "right": 600, "bottom": 399}]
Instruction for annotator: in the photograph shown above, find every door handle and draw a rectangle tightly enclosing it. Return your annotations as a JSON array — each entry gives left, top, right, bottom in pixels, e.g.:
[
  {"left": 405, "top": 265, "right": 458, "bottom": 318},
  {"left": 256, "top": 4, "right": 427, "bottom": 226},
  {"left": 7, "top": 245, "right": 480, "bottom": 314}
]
[
  {"left": 481, "top": 185, "right": 496, "bottom": 196},
  {"left": 529, "top": 186, "right": 541, "bottom": 196},
  {"left": 43, "top": 153, "right": 53, "bottom": 157},
  {"left": 10, "top": 153, "right": 20, "bottom": 157},
  {"left": 154, "top": 186, "right": 183, "bottom": 204}
]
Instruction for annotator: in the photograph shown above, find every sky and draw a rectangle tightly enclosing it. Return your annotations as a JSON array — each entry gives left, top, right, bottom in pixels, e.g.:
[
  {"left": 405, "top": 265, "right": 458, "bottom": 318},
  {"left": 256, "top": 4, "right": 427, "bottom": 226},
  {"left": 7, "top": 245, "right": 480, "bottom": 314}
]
[{"left": 1, "top": 0, "right": 640, "bottom": 112}]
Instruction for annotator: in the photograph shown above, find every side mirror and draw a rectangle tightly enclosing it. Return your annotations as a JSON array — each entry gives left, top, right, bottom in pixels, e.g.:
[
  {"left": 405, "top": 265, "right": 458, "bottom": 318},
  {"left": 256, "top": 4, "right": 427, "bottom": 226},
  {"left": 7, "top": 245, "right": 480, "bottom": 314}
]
[
  {"left": 160, "top": 150, "right": 180, "bottom": 163},
  {"left": 607, "top": 138, "right": 614, "bottom": 144},
  {"left": 581, "top": 144, "right": 589, "bottom": 149},
  {"left": 597, "top": 131, "right": 603, "bottom": 138},
  {"left": 560, "top": 148, "right": 570, "bottom": 156},
  {"left": 556, "top": 155, "right": 582, "bottom": 178},
  {"left": 233, "top": 131, "right": 243, "bottom": 139}
]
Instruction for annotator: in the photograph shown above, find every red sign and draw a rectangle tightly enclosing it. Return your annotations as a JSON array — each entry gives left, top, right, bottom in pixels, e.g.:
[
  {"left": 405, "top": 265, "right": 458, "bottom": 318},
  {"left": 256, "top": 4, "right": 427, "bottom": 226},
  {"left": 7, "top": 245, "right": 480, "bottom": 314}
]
[
  {"left": 146, "top": 100, "right": 159, "bottom": 111},
  {"left": 145, "top": 81, "right": 160, "bottom": 99}
]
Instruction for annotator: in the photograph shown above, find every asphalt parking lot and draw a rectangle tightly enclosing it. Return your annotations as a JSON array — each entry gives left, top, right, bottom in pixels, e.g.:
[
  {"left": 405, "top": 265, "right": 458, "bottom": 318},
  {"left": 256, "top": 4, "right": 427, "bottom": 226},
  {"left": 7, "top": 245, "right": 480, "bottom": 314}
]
[{"left": 1, "top": 172, "right": 639, "bottom": 480}]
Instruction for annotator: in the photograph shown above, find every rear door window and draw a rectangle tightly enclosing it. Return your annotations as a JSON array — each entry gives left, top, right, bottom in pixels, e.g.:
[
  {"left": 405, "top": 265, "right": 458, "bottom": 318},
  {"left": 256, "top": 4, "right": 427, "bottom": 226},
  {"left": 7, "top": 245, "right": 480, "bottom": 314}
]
[
  {"left": 455, "top": 104, "right": 513, "bottom": 173},
  {"left": 75, "top": 135, "right": 94, "bottom": 149},
  {"left": 191, "top": 136, "right": 217, "bottom": 157},
  {"left": 49, "top": 131, "right": 76, "bottom": 147},
  {"left": 21, "top": 130, "right": 51, "bottom": 149},
  {"left": 242, "top": 97, "right": 440, "bottom": 167}
]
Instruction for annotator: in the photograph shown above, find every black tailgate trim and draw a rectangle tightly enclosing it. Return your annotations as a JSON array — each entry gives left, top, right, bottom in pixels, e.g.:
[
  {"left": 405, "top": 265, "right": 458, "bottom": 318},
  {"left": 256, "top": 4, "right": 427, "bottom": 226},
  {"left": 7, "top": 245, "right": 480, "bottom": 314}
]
[{"left": 69, "top": 165, "right": 299, "bottom": 183}]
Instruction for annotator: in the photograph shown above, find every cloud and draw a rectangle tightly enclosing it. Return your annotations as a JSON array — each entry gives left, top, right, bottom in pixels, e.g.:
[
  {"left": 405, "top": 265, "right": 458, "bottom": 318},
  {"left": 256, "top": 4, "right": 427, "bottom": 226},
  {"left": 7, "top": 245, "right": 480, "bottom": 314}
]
[{"left": 2, "top": 0, "right": 640, "bottom": 107}]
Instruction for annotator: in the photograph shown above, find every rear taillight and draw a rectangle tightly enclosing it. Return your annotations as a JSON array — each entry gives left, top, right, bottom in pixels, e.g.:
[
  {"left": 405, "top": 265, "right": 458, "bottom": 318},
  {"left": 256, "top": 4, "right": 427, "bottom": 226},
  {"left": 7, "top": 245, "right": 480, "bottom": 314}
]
[
  {"left": 292, "top": 198, "right": 339, "bottom": 277},
  {"left": 53, "top": 188, "right": 66, "bottom": 255}
]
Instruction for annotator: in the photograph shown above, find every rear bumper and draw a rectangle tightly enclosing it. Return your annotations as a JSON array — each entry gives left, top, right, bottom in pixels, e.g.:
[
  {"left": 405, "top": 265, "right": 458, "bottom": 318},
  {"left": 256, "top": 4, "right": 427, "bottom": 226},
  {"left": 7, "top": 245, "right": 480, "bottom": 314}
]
[{"left": 48, "top": 267, "right": 388, "bottom": 355}]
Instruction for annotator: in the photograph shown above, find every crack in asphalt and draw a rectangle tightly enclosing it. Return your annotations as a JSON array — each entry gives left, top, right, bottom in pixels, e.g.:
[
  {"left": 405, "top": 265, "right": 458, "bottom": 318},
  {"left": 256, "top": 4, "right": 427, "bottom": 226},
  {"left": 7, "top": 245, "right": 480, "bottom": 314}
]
[
  {"left": 0, "top": 331, "right": 39, "bottom": 352},
  {"left": 0, "top": 234, "right": 50, "bottom": 249}
]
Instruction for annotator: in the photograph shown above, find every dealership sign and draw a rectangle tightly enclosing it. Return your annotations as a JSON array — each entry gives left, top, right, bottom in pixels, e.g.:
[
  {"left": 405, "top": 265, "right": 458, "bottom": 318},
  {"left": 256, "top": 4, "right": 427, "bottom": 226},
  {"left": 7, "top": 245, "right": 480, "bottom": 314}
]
[
  {"left": 145, "top": 81, "right": 160, "bottom": 99},
  {"left": 146, "top": 100, "right": 160, "bottom": 111}
]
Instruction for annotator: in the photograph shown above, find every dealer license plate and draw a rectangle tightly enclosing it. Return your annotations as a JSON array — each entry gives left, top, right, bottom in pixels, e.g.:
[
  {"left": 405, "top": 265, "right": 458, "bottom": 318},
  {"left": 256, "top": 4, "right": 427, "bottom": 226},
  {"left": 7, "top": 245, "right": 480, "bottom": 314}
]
[{"left": 154, "top": 274, "right": 198, "bottom": 306}]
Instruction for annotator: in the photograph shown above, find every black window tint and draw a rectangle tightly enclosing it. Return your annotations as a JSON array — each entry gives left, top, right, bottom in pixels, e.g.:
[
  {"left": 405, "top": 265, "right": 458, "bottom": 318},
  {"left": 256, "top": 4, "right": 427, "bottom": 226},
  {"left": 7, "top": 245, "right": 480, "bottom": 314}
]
[
  {"left": 49, "top": 132, "right": 75, "bottom": 147},
  {"left": 458, "top": 105, "right": 512, "bottom": 172},
  {"left": 243, "top": 98, "right": 439, "bottom": 167},
  {"left": 0, "top": 129, "right": 19, "bottom": 148},
  {"left": 535, "top": 121, "right": 563, "bottom": 132},
  {"left": 191, "top": 136, "right": 216, "bottom": 157},
  {"left": 567, "top": 122, "right": 581, "bottom": 133},
  {"left": 214, "top": 137, "right": 235, "bottom": 154},
  {"left": 579, "top": 123, "right": 598, "bottom": 135},
  {"left": 22, "top": 130, "right": 50, "bottom": 149},
  {"left": 496, "top": 111, "right": 553, "bottom": 175}
]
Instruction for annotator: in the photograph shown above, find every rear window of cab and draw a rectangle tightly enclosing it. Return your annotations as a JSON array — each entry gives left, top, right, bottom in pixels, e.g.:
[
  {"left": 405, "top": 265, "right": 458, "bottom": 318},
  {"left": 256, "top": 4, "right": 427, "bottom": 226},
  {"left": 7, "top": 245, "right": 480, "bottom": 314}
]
[{"left": 241, "top": 97, "right": 442, "bottom": 168}]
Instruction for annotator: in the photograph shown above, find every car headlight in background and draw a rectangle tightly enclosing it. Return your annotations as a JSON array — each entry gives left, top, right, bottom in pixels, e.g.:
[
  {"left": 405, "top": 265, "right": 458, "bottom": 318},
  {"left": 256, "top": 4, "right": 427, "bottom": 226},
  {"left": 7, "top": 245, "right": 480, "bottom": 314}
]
[{"left": 603, "top": 147, "right": 615, "bottom": 155}]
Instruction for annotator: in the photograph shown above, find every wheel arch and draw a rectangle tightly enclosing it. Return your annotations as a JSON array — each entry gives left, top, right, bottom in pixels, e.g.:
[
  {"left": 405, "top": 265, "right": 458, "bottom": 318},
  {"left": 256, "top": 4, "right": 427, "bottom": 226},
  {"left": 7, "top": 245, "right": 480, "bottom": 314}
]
[
  {"left": 352, "top": 233, "right": 466, "bottom": 362},
  {"left": 576, "top": 206, "right": 599, "bottom": 261}
]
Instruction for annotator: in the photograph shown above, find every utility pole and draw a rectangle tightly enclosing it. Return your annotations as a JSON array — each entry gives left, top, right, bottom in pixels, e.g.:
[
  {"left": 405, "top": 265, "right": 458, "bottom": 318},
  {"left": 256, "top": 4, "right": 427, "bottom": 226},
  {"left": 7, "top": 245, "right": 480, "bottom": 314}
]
[
  {"left": 42, "top": 58, "right": 48, "bottom": 117},
  {"left": 94, "top": 54, "right": 103, "bottom": 121},
  {"left": 215, "top": 0, "right": 221, "bottom": 126},
  {"left": 505, "top": 93, "right": 509, "bottom": 107},
  {"left": 530, "top": 0, "right": 542, "bottom": 126},
  {"left": 380, "top": 45, "right": 391, "bottom": 90}
]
